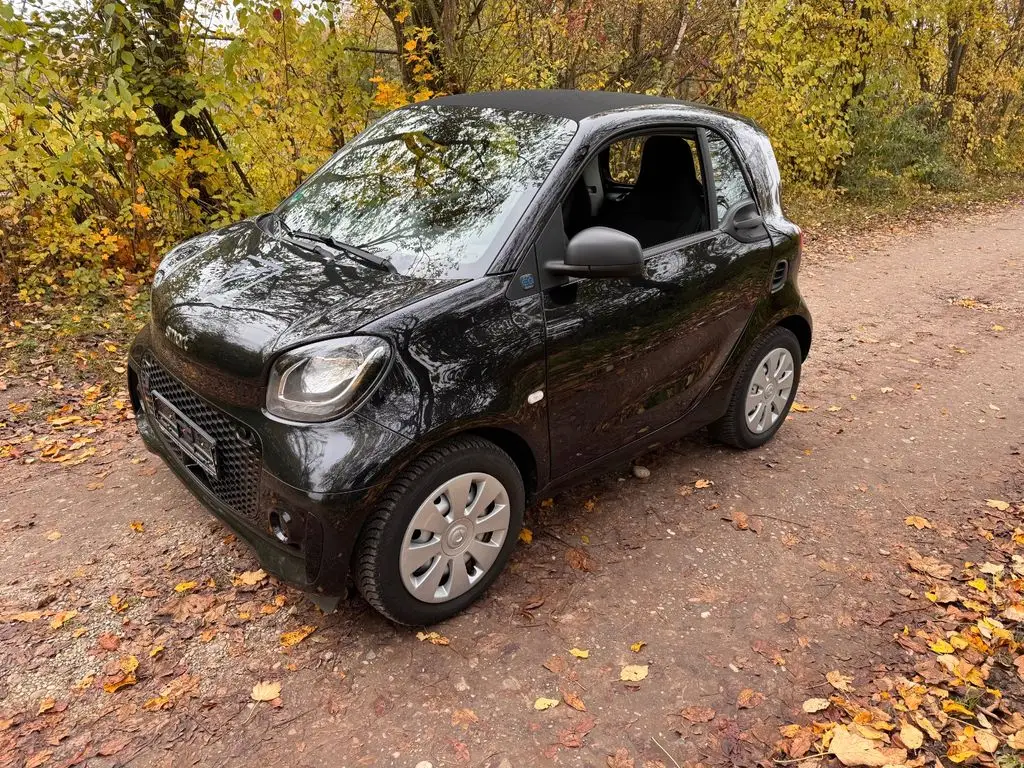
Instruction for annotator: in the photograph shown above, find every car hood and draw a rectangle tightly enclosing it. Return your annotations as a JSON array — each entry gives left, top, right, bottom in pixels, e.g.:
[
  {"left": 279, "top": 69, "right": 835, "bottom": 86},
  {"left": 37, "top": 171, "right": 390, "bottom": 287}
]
[{"left": 150, "top": 218, "right": 456, "bottom": 380}]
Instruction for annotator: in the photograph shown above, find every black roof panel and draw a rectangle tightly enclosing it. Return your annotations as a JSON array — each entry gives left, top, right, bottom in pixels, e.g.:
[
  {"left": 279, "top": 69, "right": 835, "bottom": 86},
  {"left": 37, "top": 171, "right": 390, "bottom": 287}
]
[{"left": 428, "top": 90, "right": 692, "bottom": 122}]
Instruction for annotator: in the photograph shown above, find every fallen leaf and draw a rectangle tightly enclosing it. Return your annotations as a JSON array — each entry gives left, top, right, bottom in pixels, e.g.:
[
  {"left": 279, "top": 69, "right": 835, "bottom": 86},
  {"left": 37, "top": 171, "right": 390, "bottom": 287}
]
[
  {"left": 830, "top": 724, "right": 908, "bottom": 766},
  {"left": 451, "top": 708, "right": 479, "bottom": 728},
  {"left": 7, "top": 610, "right": 44, "bottom": 622},
  {"left": 543, "top": 655, "right": 566, "bottom": 674},
  {"left": 694, "top": 479, "right": 713, "bottom": 489},
  {"left": 280, "top": 625, "right": 316, "bottom": 648},
  {"left": 791, "top": 402, "right": 813, "bottom": 412},
  {"left": 629, "top": 641, "right": 646, "bottom": 653},
  {"left": 565, "top": 547, "right": 592, "bottom": 571},
  {"left": 563, "top": 690, "right": 586, "bottom": 711},
  {"left": 98, "top": 633, "right": 120, "bottom": 651},
  {"left": 826, "top": 670, "right": 855, "bottom": 692},
  {"left": 967, "top": 577, "right": 988, "bottom": 592},
  {"left": 607, "top": 748, "right": 634, "bottom": 768},
  {"left": 45, "top": 530, "right": 61, "bottom": 541},
  {"left": 416, "top": 631, "right": 450, "bottom": 646},
  {"left": 534, "top": 697, "right": 559, "bottom": 711},
  {"left": 907, "top": 552, "right": 953, "bottom": 579},
  {"left": 129, "top": 521, "right": 144, "bottom": 533},
  {"left": 619, "top": 664, "right": 648, "bottom": 682},
  {"left": 103, "top": 673, "right": 136, "bottom": 693},
  {"left": 49, "top": 610, "right": 77, "bottom": 629},
  {"left": 557, "top": 714, "right": 596, "bottom": 748},
  {"left": 569, "top": 647, "right": 589, "bottom": 659},
  {"left": 518, "top": 528, "right": 533, "bottom": 544},
  {"left": 737, "top": 688, "right": 764, "bottom": 708},
  {"left": 929, "top": 639, "right": 955, "bottom": 654},
  {"left": 38, "top": 698, "right": 55, "bottom": 715},
  {"left": 251, "top": 681, "right": 281, "bottom": 702},
  {"left": 802, "top": 697, "right": 831, "bottom": 713},
  {"left": 174, "top": 581, "right": 199, "bottom": 593},
  {"left": 985, "top": 499, "right": 1010, "bottom": 511},
  {"left": 904, "top": 516, "right": 932, "bottom": 529},
  {"left": 975, "top": 730, "right": 998, "bottom": 753},
  {"left": 232, "top": 569, "right": 267, "bottom": 587},
  {"left": 25, "top": 750, "right": 52, "bottom": 768},
  {"left": 899, "top": 720, "right": 924, "bottom": 750},
  {"left": 680, "top": 705, "right": 715, "bottom": 723},
  {"left": 732, "top": 510, "right": 750, "bottom": 530}
]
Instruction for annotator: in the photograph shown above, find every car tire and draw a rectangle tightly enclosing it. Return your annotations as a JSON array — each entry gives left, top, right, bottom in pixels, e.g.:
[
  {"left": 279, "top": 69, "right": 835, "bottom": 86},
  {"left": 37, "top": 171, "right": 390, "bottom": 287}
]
[
  {"left": 711, "top": 326, "right": 802, "bottom": 449},
  {"left": 354, "top": 436, "right": 525, "bottom": 625}
]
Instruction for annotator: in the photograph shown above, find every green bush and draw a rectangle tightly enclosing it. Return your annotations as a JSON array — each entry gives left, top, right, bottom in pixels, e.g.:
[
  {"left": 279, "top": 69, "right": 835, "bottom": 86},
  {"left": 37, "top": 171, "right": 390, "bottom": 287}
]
[{"left": 840, "top": 103, "right": 964, "bottom": 198}]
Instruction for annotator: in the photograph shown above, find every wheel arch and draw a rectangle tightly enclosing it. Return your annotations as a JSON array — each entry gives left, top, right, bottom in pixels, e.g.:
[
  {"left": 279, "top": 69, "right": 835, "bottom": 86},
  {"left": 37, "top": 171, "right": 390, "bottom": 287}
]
[
  {"left": 464, "top": 426, "right": 539, "bottom": 502},
  {"left": 778, "top": 314, "right": 812, "bottom": 360}
]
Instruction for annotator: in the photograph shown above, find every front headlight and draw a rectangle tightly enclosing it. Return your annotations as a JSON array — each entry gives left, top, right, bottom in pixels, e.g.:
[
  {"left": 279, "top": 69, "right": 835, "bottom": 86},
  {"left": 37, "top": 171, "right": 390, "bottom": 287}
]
[{"left": 266, "top": 337, "right": 390, "bottom": 422}]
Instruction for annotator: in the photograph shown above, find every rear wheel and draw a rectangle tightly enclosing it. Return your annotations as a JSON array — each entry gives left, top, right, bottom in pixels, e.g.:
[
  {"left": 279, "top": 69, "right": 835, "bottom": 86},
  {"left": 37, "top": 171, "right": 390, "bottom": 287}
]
[
  {"left": 711, "top": 326, "right": 802, "bottom": 449},
  {"left": 355, "top": 436, "right": 524, "bottom": 625}
]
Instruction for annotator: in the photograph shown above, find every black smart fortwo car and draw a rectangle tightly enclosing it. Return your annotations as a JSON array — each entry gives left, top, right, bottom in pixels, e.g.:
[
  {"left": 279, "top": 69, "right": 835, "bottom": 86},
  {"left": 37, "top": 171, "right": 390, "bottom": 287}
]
[{"left": 129, "top": 90, "right": 811, "bottom": 625}]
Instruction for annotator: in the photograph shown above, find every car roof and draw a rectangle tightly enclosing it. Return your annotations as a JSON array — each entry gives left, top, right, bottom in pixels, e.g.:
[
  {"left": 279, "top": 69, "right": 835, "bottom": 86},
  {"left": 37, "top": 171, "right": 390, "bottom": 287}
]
[{"left": 428, "top": 89, "right": 708, "bottom": 123}]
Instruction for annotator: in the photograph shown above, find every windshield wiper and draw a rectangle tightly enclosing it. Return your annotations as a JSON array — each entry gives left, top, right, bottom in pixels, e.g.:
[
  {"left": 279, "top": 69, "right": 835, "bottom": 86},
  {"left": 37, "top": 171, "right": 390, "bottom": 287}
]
[{"left": 274, "top": 215, "right": 396, "bottom": 274}]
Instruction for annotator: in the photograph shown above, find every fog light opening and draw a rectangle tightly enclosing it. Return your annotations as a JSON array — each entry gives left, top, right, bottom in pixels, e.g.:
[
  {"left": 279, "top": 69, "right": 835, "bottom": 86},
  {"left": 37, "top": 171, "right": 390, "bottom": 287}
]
[{"left": 269, "top": 509, "right": 294, "bottom": 545}]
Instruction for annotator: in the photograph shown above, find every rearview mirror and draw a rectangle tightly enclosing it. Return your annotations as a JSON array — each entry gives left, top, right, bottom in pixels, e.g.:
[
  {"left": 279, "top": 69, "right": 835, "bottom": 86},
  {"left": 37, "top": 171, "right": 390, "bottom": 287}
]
[{"left": 548, "top": 227, "right": 644, "bottom": 278}]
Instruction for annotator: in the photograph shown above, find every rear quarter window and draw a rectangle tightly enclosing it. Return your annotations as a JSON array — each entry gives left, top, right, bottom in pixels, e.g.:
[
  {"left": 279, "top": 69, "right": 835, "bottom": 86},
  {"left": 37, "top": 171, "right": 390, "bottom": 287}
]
[{"left": 706, "top": 133, "right": 754, "bottom": 222}]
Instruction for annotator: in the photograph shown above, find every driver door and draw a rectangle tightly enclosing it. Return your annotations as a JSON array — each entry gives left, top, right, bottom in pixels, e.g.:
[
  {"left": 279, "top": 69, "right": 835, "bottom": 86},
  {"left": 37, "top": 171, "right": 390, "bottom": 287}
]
[{"left": 541, "top": 128, "right": 773, "bottom": 478}]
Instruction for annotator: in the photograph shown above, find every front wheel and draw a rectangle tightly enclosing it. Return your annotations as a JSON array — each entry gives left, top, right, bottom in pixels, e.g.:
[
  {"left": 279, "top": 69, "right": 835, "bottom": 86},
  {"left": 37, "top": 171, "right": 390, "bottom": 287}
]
[
  {"left": 711, "top": 326, "right": 802, "bottom": 449},
  {"left": 354, "top": 436, "right": 524, "bottom": 625}
]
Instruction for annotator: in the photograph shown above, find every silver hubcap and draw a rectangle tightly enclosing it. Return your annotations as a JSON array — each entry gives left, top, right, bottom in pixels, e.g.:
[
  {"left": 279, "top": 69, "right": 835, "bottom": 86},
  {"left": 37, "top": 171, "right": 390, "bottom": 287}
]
[
  {"left": 745, "top": 347, "right": 795, "bottom": 434},
  {"left": 400, "top": 472, "right": 511, "bottom": 603}
]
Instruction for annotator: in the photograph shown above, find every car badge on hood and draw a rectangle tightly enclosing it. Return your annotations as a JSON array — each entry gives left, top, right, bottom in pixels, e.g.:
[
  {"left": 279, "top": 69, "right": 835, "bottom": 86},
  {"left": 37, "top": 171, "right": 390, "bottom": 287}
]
[{"left": 165, "top": 325, "right": 192, "bottom": 351}]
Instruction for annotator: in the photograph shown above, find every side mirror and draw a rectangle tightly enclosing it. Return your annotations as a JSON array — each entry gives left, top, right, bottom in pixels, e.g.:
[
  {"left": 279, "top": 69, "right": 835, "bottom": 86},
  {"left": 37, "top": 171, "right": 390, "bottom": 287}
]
[{"left": 548, "top": 227, "right": 644, "bottom": 278}]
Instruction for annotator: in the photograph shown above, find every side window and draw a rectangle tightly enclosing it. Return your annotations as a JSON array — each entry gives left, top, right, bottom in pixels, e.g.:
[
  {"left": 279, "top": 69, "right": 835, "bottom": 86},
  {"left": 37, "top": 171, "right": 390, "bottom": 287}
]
[
  {"left": 706, "top": 132, "right": 753, "bottom": 222},
  {"left": 591, "top": 133, "right": 709, "bottom": 249}
]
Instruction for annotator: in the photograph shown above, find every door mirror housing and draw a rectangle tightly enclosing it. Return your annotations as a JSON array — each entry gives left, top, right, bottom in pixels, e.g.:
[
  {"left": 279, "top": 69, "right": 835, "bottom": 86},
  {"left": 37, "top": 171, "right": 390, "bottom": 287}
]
[{"left": 548, "top": 227, "right": 644, "bottom": 278}]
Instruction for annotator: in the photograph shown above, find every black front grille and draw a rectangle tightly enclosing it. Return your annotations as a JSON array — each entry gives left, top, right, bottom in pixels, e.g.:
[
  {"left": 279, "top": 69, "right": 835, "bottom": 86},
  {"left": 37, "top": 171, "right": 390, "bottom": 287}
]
[{"left": 140, "top": 356, "right": 263, "bottom": 524}]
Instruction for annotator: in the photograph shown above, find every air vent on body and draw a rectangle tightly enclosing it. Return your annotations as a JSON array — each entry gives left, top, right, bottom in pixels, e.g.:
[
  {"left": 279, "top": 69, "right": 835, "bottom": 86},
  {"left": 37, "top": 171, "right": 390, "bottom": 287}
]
[{"left": 771, "top": 260, "right": 789, "bottom": 292}]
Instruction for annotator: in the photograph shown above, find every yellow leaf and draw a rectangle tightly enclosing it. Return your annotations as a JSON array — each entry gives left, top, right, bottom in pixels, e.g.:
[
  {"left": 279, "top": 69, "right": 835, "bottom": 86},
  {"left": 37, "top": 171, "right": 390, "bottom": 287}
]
[
  {"left": 967, "top": 577, "right": 987, "bottom": 592},
  {"left": 149, "top": 645, "right": 164, "bottom": 658},
  {"left": 829, "top": 724, "right": 907, "bottom": 766},
  {"left": 518, "top": 528, "right": 533, "bottom": 544},
  {"left": 8, "top": 610, "right": 44, "bottom": 622},
  {"left": 103, "top": 673, "right": 136, "bottom": 693},
  {"left": 930, "top": 639, "right": 955, "bottom": 654},
  {"left": 403, "top": 39, "right": 417, "bottom": 51},
  {"left": 975, "top": 730, "right": 999, "bottom": 753},
  {"left": 120, "top": 655, "right": 139, "bottom": 674},
  {"left": 737, "top": 688, "right": 764, "bottom": 708},
  {"left": 46, "top": 530, "right": 62, "bottom": 541},
  {"left": 694, "top": 479, "right": 713, "bottom": 489},
  {"left": 620, "top": 664, "right": 649, "bottom": 682},
  {"left": 900, "top": 720, "right": 924, "bottom": 749},
  {"left": 129, "top": 521, "right": 144, "bottom": 533},
  {"left": 38, "top": 697, "right": 55, "bottom": 714},
  {"left": 569, "top": 647, "right": 589, "bottom": 659},
  {"left": 943, "top": 700, "right": 974, "bottom": 716},
  {"left": 174, "top": 581, "right": 198, "bottom": 593},
  {"left": 533, "top": 697, "right": 559, "bottom": 710},
  {"left": 629, "top": 641, "right": 646, "bottom": 653},
  {"left": 790, "top": 402, "right": 813, "bottom": 412},
  {"left": 49, "top": 610, "right": 77, "bottom": 629},
  {"left": 802, "top": 698, "right": 831, "bottom": 713},
  {"left": 904, "top": 516, "right": 932, "bottom": 529},
  {"left": 991, "top": 325, "right": 1005, "bottom": 332},
  {"left": 251, "top": 681, "right": 281, "bottom": 702},
  {"left": 826, "top": 670, "right": 854, "bottom": 692},
  {"left": 232, "top": 569, "right": 267, "bottom": 587},
  {"left": 985, "top": 499, "right": 1010, "bottom": 511},
  {"left": 394, "top": 9, "right": 409, "bottom": 22},
  {"left": 280, "top": 625, "right": 316, "bottom": 648},
  {"left": 416, "top": 631, "right": 450, "bottom": 646}
]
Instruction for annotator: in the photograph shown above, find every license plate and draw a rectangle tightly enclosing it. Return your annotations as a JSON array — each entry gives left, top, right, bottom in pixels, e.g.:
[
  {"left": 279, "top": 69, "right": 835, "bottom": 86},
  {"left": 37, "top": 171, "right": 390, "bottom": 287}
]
[{"left": 151, "top": 392, "right": 219, "bottom": 479}]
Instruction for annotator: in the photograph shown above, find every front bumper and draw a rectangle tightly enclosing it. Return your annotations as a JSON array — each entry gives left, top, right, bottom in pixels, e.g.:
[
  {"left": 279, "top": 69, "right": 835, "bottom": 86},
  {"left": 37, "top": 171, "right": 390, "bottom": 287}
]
[{"left": 128, "top": 331, "right": 412, "bottom": 596}]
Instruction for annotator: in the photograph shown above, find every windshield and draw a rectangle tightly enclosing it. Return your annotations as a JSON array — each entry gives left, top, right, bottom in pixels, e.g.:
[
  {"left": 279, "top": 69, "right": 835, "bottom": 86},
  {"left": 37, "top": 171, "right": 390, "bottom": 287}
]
[{"left": 275, "top": 104, "right": 578, "bottom": 279}]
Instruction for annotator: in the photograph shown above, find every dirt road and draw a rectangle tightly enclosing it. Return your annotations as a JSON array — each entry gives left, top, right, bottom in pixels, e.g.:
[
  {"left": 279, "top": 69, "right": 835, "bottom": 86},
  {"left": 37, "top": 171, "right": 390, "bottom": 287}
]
[{"left": 2, "top": 204, "right": 1022, "bottom": 767}]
